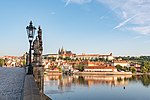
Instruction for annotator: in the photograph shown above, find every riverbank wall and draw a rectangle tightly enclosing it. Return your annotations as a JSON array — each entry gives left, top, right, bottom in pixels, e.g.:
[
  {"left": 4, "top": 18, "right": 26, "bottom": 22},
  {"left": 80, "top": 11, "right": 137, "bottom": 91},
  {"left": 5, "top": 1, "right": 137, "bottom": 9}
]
[{"left": 74, "top": 72, "right": 133, "bottom": 75}]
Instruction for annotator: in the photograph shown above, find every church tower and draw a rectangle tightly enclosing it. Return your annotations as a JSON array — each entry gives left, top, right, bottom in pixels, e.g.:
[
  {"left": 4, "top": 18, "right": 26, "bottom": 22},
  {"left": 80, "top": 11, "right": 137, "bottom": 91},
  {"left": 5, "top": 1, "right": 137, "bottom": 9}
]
[
  {"left": 58, "top": 48, "right": 61, "bottom": 55},
  {"left": 61, "top": 46, "right": 65, "bottom": 54}
]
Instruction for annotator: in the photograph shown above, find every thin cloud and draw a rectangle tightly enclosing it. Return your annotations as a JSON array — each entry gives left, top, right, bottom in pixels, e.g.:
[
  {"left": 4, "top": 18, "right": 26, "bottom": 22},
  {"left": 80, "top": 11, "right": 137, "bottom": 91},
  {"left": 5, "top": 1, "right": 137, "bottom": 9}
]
[
  {"left": 64, "top": 0, "right": 150, "bottom": 35},
  {"left": 122, "top": 11, "right": 127, "bottom": 19},
  {"left": 99, "top": 5, "right": 119, "bottom": 20},
  {"left": 97, "top": 0, "right": 150, "bottom": 35},
  {"left": 65, "top": 0, "right": 71, "bottom": 7},
  {"left": 64, "top": 0, "right": 92, "bottom": 6},
  {"left": 113, "top": 14, "right": 137, "bottom": 29},
  {"left": 130, "top": 26, "right": 150, "bottom": 35}
]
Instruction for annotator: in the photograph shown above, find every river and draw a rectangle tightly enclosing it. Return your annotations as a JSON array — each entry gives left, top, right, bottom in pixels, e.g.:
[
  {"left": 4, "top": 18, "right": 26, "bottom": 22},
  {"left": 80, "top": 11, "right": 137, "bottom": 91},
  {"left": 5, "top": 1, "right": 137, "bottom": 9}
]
[{"left": 44, "top": 74, "right": 150, "bottom": 100}]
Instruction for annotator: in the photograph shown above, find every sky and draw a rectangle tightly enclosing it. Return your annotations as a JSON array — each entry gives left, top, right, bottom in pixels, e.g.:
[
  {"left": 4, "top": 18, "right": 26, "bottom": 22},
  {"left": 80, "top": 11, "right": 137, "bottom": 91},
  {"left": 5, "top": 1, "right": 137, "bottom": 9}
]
[{"left": 1, "top": 0, "right": 150, "bottom": 56}]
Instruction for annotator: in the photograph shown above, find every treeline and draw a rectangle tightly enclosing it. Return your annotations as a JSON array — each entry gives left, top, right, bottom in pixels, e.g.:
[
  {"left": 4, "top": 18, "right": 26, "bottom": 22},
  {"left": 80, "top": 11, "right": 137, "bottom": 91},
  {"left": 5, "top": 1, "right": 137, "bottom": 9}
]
[
  {"left": 115, "top": 61, "right": 150, "bottom": 73},
  {"left": 0, "top": 59, "right": 5, "bottom": 66},
  {"left": 115, "top": 56, "right": 150, "bottom": 61}
]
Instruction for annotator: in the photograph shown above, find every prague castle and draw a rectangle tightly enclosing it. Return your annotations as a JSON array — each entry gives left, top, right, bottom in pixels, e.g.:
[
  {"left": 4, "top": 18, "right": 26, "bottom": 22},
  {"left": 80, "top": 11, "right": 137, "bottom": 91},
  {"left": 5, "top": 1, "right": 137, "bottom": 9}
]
[{"left": 43, "top": 47, "right": 114, "bottom": 61}]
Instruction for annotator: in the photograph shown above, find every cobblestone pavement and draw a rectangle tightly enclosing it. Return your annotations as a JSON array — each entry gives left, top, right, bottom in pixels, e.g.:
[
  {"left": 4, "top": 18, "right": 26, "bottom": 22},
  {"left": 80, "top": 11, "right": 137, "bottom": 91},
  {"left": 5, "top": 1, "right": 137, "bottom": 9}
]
[{"left": 0, "top": 67, "right": 25, "bottom": 100}]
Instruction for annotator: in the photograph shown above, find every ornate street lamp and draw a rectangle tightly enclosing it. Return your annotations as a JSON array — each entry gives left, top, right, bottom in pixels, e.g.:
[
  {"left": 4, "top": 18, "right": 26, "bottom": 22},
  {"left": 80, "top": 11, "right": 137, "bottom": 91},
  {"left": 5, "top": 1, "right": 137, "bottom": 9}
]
[{"left": 26, "top": 21, "right": 36, "bottom": 74}]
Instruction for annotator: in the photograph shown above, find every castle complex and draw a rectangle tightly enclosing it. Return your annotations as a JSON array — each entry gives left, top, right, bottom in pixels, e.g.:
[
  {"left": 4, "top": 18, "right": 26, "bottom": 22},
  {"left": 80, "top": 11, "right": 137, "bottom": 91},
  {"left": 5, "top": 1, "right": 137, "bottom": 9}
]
[{"left": 44, "top": 47, "right": 114, "bottom": 61}]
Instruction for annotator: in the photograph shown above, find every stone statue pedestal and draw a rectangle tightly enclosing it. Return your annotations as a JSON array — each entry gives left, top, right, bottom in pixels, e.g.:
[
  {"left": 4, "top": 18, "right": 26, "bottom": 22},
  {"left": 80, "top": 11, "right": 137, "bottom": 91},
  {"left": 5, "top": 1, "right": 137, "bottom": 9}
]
[{"left": 33, "top": 65, "right": 44, "bottom": 93}]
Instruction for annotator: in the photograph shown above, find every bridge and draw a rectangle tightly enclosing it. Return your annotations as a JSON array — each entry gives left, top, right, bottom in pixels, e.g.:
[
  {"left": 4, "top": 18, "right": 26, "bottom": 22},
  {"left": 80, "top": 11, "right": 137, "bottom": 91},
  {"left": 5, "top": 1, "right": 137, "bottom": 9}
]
[
  {"left": 0, "top": 22, "right": 51, "bottom": 100},
  {"left": 0, "top": 67, "right": 51, "bottom": 100}
]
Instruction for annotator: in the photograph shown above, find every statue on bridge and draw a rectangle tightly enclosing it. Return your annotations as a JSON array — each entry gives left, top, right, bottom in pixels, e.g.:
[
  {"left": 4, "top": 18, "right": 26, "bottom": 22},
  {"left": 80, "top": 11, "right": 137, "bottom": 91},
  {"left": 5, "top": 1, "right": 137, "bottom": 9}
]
[
  {"left": 32, "top": 26, "right": 43, "bottom": 67},
  {"left": 32, "top": 26, "right": 44, "bottom": 93}
]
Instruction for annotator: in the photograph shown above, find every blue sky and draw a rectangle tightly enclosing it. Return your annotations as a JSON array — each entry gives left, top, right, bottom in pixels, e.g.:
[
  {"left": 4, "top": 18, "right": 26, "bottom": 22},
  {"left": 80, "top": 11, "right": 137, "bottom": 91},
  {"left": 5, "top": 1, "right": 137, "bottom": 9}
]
[{"left": 1, "top": 0, "right": 150, "bottom": 56}]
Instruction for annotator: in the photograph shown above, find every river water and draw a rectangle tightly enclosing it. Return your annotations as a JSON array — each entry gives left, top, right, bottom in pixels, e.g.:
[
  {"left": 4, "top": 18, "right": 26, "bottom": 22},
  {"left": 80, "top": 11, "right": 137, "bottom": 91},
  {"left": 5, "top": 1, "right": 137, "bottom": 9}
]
[{"left": 44, "top": 74, "right": 150, "bottom": 100}]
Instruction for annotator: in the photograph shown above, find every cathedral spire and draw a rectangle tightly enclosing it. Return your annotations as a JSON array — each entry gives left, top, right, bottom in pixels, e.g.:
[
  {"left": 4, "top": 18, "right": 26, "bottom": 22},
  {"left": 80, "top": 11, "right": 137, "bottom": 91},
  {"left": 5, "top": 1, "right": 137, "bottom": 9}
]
[
  {"left": 60, "top": 46, "right": 65, "bottom": 54},
  {"left": 58, "top": 48, "right": 61, "bottom": 54}
]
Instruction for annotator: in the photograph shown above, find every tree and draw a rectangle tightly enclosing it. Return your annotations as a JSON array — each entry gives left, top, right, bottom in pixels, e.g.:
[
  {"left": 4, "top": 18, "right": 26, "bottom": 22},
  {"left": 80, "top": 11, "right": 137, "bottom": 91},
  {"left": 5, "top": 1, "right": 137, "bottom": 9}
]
[
  {"left": 98, "top": 58, "right": 105, "bottom": 62},
  {"left": 44, "top": 56, "right": 47, "bottom": 59},
  {"left": 140, "top": 67, "right": 148, "bottom": 73},
  {"left": 141, "top": 75, "right": 150, "bottom": 87},
  {"left": 130, "top": 67, "right": 137, "bottom": 73},
  {"left": 0, "top": 59, "right": 4, "bottom": 67},
  {"left": 123, "top": 66, "right": 129, "bottom": 72},
  {"left": 64, "top": 57, "right": 71, "bottom": 61},
  {"left": 58, "top": 66, "right": 62, "bottom": 72},
  {"left": 59, "top": 56, "right": 63, "bottom": 60},
  {"left": 140, "top": 61, "right": 150, "bottom": 73},
  {"left": 76, "top": 64, "right": 85, "bottom": 72},
  {"left": 143, "top": 61, "right": 150, "bottom": 72},
  {"left": 115, "top": 65, "right": 123, "bottom": 71},
  {"left": 75, "top": 58, "right": 79, "bottom": 61}
]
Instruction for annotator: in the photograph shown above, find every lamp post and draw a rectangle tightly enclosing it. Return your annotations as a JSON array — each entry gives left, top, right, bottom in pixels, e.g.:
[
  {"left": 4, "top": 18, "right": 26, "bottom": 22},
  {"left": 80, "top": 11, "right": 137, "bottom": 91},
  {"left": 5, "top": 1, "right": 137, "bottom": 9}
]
[{"left": 26, "top": 21, "right": 36, "bottom": 74}]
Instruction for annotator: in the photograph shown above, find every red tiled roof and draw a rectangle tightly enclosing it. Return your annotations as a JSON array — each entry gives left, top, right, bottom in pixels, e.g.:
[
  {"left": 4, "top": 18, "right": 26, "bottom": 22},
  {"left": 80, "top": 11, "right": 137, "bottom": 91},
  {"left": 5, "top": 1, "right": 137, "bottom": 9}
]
[
  {"left": 85, "top": 65, "right": 116, "bottom": 69},
  {"left": 77, "top": 54, "right": 111, "bottom": 57},
  {"left": 114, "top": 60, "right": 128, "bottom": 63}
]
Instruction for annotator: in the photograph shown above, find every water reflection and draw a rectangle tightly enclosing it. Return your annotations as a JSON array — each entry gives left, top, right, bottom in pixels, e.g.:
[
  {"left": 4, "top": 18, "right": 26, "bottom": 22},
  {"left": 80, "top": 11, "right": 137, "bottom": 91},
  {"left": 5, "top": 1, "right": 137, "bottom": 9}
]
[
  {"left": 128, "top": 75, "right": 150, "bottom": 87},
  {"left": 44, "top": 74, "right": 150, "bottom": 90},
  {"left": 141, "top": 75, "right": 150, "bottom": 87},
  {"left": 45, "top": 75, "right": 132, "bottom": 88},
  {"left": 33, "top": 67, "right": 52, "bottom": 100},
  {"left": 44, "top": 74, "right": 150, "bottom": 100}
]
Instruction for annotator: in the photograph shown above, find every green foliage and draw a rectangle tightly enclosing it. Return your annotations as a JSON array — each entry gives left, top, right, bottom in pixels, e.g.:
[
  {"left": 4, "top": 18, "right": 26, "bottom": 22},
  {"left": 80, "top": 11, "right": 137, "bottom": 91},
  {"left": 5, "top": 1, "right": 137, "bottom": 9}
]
[
  {"left": 48, "top": 57, "right": 56, "bottom": 61},
  {"left": 64, "top": 57, "right": 71, "bottom": 61},
  {"left": 140, "top": 61, "right": 150, "bottom": 73},
  {"left": 115, "top": 65, "right": 129, "bottom": 72},
  {"left": 140, "top": 67, "right": 148, "bottom": 73},
  {"left": 98, "top": 58, "right": 105, "bottom": 62},
  {"left": 143, "top": 61, "right": 150, "bottom": 72},
  {"left": 140, "top": 56, "right": 150, "bottom": 61},
  {"left": 117, "top": 77, "right": 123, "bottom": 82},
  {"left": 128, "top": 75, "right": 150, "bottom": 87},
  {"left": 75, "top": 58, "right": 79, "bottom": 61},
  {"left": 141, "top": 75, "right": 150, "bottom": 87},
  {"left": 58, "top": 66, "right": 62, "bottom": 72},
  {"left": 44, "top": 56, "right": 47, "bottom": 59},
  {"left": 0, "top": 59, "right": 4, "bottom": 66},
  {"left": 59, "top": 56, "right": 63, "bottom": 60},
  {"left": 123, "top": 66, "right": 129, "bottom": 72},
  {"left": 130, "top": 67, "right": 137, "bottom": 73},
  {"left": 76, "top": 64, "right": 85, "bottom": 72},
  {"left": 78, "top": 76, "right": 87, "bottom": 85},
  {"left": 115, "top": 65, "right": 123, "bottom": 71},
  {"left": 115, "top": 56, "right": 150, "bottom": 62}
]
